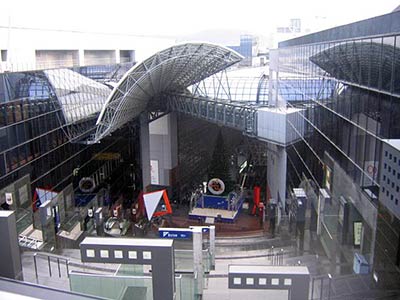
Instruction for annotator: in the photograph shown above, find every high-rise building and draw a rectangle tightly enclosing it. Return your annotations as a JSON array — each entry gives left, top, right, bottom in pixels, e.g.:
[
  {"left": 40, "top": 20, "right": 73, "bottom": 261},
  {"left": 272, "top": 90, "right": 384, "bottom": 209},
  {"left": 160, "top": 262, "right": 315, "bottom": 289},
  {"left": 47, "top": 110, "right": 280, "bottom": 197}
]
[{"left": 228, "top": 34, "right": 258, "bottom": 66}]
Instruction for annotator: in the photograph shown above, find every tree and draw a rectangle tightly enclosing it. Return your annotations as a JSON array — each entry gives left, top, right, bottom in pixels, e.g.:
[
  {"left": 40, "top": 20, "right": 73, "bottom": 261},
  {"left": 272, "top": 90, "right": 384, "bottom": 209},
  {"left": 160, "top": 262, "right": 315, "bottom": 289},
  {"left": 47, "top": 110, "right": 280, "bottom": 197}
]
[{"left": 208, "top": 130, "right": 233, "bottom": 193}]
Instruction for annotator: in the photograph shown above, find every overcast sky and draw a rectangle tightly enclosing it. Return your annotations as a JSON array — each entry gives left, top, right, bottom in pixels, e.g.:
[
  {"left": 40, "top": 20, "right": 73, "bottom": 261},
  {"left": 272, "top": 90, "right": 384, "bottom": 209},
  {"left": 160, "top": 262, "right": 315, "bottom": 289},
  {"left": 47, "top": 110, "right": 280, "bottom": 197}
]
[{"left": 2, "top": 0, "right": 399, "bottom": 37}]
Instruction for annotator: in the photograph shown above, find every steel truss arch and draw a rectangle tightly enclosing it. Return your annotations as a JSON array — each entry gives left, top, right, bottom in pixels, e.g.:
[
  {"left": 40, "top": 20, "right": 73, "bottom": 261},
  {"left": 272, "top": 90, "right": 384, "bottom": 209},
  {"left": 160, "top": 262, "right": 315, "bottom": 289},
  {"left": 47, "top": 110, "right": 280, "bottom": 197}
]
[{"left": 93, "top": 42, "right": 243, "bottom": 142}]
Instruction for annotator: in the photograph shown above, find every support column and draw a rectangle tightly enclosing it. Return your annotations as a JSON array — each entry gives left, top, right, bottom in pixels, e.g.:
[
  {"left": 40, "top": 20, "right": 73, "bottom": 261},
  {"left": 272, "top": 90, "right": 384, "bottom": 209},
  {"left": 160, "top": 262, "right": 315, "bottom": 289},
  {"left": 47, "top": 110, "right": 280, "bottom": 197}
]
[
  {"left": 209, "top": 225, "right": 215, "bottom": 270},
  {"left": 0, "top": 211, "right": 23, "bottom": 280},
  {"left": 149, "top": 112, "right": 178, "bottom": 186},
  {"left": 267, "top": 144, "right": 287, "bottom": 210},
  {"left": 140, "top": 114, "right": 151, "bottom": 190},
  {"left": 192, "top": 227, "right": 203, "bottom": 299}
]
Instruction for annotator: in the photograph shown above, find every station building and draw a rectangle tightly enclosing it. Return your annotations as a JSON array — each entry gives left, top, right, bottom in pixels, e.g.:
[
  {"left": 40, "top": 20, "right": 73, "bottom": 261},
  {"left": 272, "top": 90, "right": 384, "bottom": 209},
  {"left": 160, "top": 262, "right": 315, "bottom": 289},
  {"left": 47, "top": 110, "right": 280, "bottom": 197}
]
[
  {"left": 271, "top": 9, "right": 400, "bottom": 286},
  {"left": 0, "top": 6, "right": 399, "bottom": 295}
]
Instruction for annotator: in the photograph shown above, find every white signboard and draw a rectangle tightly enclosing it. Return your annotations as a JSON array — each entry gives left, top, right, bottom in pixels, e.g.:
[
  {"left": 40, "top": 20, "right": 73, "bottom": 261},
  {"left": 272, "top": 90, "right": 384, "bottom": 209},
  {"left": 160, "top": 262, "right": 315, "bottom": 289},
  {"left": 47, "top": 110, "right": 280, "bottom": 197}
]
[
  {"left": 208, "top": 178, "right": 225, "bottom": 195},
  {"left": 5, "top": 193, "right": 13, "bottom": 205},
  {"left": 150, "top": 160, "right": 160, "bottom": 185}
]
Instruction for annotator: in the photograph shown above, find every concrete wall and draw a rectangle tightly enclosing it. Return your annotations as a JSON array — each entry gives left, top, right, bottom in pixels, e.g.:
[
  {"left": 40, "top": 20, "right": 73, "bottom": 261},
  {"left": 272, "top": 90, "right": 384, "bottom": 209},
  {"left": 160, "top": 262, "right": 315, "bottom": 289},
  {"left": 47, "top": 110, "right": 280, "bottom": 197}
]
[
  {"left": 0, "top": 26, "right": 175, "bottom": 70},
  {"left": 0, "top": 211, "right": 23, "bottom": 280}
]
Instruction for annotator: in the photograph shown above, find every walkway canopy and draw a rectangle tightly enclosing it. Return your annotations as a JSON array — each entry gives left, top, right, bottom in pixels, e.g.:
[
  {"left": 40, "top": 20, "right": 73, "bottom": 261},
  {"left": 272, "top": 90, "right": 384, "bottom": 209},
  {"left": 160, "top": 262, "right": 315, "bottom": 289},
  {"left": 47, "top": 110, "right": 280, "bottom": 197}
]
[{"left": 93, "top": 42, "right": 243, "bottom": 142}]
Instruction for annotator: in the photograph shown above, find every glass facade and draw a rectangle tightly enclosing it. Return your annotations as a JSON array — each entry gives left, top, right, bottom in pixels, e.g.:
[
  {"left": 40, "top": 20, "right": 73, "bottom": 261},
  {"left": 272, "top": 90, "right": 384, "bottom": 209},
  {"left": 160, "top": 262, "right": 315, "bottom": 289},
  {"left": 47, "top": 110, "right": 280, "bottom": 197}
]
[
  {"left": 0, "top": 67, "right": 139, "bottom": 244},
  {"left": 275, "top": 11, "right": 400, "bottom": 286}
]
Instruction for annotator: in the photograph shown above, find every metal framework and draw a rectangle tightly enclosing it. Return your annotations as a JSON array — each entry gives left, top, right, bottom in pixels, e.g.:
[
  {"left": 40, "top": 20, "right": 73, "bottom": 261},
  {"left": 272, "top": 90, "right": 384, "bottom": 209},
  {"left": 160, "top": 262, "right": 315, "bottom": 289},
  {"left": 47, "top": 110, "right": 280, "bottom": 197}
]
[
  {"left": 310, "top": 41, "right": 400, "bottom": 92},
  {"left": 92, "top": 42, "right": 243, "bottom": 142},
  {"left": 165, "top": 92, "right": 258, "bottom": 136},
  {"left": 191, "top": 70, "right": 269, "bottom": 104}
]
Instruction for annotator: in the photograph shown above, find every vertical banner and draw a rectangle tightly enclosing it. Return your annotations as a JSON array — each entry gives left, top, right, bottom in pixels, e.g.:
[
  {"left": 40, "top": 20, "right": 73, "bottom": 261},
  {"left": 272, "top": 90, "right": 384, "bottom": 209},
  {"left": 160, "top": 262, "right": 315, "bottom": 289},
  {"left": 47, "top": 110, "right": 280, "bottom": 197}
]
[
  {"left": 150, "top": 160, "right": 159, "bottom": 185},
  {"left": 353, "top": 221, "right": 363, "bottom": 246}
]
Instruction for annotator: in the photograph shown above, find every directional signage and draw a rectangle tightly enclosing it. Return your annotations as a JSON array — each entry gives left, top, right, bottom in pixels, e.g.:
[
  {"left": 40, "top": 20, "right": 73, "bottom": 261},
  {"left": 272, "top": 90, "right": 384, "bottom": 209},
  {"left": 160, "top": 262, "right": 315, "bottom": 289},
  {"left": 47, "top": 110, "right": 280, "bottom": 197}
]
[
  {"left": 190, "top": 226, "right": 209, "bottom": 233},
  {"left": 159, "top": 229, "right": 192, "bottom": 239}
]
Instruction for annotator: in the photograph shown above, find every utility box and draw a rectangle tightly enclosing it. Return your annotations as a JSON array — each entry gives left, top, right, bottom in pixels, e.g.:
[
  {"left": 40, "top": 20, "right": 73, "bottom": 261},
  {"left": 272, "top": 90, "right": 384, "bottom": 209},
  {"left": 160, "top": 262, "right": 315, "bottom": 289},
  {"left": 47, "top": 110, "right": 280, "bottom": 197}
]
[{"left": 353, "top": 252, "right": 369, "bottom": 274}]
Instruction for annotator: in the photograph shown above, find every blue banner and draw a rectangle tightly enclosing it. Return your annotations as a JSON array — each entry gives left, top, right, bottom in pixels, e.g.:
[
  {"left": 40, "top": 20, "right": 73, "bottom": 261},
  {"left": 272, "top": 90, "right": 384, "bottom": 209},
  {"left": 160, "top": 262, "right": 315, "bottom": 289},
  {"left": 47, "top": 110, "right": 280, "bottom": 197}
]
[{"left": 159, "top": 229, "right": 192, "bottom": 239}]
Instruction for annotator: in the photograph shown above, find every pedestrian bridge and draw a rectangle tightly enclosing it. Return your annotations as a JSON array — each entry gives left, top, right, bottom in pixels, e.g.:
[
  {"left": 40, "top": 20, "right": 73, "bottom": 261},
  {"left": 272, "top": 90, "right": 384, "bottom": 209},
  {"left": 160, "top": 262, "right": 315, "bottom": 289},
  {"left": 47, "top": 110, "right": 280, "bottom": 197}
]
[{"left": 26, "top": 42, "right": 334, "bottom": 147}]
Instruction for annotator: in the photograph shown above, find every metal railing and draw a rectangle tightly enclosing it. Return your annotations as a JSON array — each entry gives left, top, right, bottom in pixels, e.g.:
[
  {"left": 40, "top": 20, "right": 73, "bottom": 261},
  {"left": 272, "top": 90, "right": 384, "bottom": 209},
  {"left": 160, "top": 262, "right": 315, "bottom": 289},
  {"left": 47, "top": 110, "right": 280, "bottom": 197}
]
[
  {"left": 32, "top": 252, "right": 70, "bottom": 283},
  {"left": 267, "top": 246, "right": 285, "bottom": 266}
]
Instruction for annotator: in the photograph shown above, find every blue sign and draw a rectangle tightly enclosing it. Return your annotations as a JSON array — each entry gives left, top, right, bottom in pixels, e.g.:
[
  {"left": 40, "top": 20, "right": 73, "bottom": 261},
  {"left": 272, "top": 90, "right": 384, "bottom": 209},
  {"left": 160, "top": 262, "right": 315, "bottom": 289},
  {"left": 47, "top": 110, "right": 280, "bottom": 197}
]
[
  {"left": 159, "top": 230, "right": 192, "bottom": 239},
  {"left": 189, "top": 226, "right": 210, "bottom": 233}
]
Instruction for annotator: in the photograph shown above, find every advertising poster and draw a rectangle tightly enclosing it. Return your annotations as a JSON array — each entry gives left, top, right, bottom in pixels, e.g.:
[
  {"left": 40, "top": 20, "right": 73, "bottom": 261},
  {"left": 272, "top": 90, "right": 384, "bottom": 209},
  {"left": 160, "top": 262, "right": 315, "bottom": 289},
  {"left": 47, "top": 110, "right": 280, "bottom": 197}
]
[{"left": 354, "top": 221, "right": 363, "bottom": 246}]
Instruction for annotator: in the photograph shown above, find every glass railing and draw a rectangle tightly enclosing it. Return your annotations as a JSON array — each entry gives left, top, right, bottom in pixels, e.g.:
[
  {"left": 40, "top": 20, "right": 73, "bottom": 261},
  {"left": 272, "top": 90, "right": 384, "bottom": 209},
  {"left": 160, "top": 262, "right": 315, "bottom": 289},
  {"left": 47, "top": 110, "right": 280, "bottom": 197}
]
[
  {"left": 69, "top": 271, "right": 154, "bottom": 300},
  {"left": 61, "top": 213, "right": 80, "bottom": 232},
  {"left": 16, "top": 208, "right": 33, "bottom": 234},
  {"left": 174, "top": 249, "right": 212, "bottom": 273},
  {"left": 69, "top": 271, "right": 191, "bottom": 300}
]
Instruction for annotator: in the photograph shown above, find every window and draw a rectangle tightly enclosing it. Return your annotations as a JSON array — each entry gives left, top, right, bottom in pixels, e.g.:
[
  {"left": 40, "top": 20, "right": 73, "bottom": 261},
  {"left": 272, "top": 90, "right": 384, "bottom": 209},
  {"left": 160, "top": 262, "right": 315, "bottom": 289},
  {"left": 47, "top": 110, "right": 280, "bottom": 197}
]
[
  {"left": 259, "top": 278, "right": 267, "bottom": 285},
  {"left": 384, "top": 163, "right": 387, "bottom": 169},
  {"left": 389, "top": 154, "right": 392, "bottom": 160},
  {"left": 385, "top": 151, "right": 388, "bottom": 157},
  {"left": 396, "top": 199, "right": 399, "bottom": 205},
  {"left": 128, "top": 251, "right": 137, "bottom": 259},
  {"left": 234, "top": 278, "right": 241, "bottom": 285},
  {"left": 143, "top": 251, "right": 152, "bottom": 260},
  {"left": 100, "top": 250, "right": 109, "bottom": 258},
  {"left": 284, "top": 278, "right": 292, "bottom": 286},
  {"left": 383, "top": 175, "right": 386, "bottom": 180},
  {"left": 246, "top": 278, "right": 254, "bottom": 285},
  {"left": 86, "top": 249, "right": 95, "bottom": 258},
  {"left": 114, "top": 250, "right": 123, "bottom": 258},
  {"left": 1, "top": 50, "right": 7, "bottom": 62},
  {"left": 271, "top": 278, "right": 279, "bottom": 285},
  {"left": 391, "top": 195, "right": 394, "bottom": 201}
]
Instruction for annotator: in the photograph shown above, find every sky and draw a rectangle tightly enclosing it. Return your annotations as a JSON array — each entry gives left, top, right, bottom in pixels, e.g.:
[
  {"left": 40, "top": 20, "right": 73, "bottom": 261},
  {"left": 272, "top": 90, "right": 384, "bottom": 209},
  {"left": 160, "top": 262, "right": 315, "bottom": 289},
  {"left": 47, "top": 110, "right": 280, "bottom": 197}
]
[{"left": 1, "top": 0, "right": 399, "bottom": 37}]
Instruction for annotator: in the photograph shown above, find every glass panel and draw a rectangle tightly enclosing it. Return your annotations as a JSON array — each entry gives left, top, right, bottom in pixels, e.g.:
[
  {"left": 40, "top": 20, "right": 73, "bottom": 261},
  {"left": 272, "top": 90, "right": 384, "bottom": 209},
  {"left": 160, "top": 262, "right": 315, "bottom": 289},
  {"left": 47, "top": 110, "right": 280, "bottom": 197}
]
[
  {"left": 394, "top": 35, "right": 400, "bottom": 95},
  {"left": 381, "top": 37, "right": 395, "bottom": 92},
  {"left": 69, "top": 272, "right": 153, "bottom": 300},
  {"left": 370, "top": 38, "right": 382, "bottom": 90}
]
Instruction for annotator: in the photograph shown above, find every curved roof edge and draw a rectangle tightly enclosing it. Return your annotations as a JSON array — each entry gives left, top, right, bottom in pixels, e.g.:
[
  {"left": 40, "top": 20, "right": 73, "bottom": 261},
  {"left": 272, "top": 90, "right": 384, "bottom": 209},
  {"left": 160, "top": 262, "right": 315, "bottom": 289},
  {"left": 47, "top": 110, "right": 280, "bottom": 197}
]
[{"left": 93, "top": 42, "right": 243, "bottom": 142}]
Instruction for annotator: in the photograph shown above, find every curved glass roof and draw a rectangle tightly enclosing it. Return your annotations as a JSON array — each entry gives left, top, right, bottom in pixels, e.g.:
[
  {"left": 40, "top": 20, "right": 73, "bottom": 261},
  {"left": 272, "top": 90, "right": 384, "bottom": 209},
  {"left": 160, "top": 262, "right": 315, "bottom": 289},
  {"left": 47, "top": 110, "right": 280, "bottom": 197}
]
[
  {"left": 45, "top": 68, "right": 110, "bottom": 124},
  {"left": 310, "top": 41, "right": 400, "bottom": 93},
  {"left": 191, "top": 67, "right": 268, "bottom": 103},
  {"left": 94, "top": 42, "right": 243, "bottom": 142}
]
